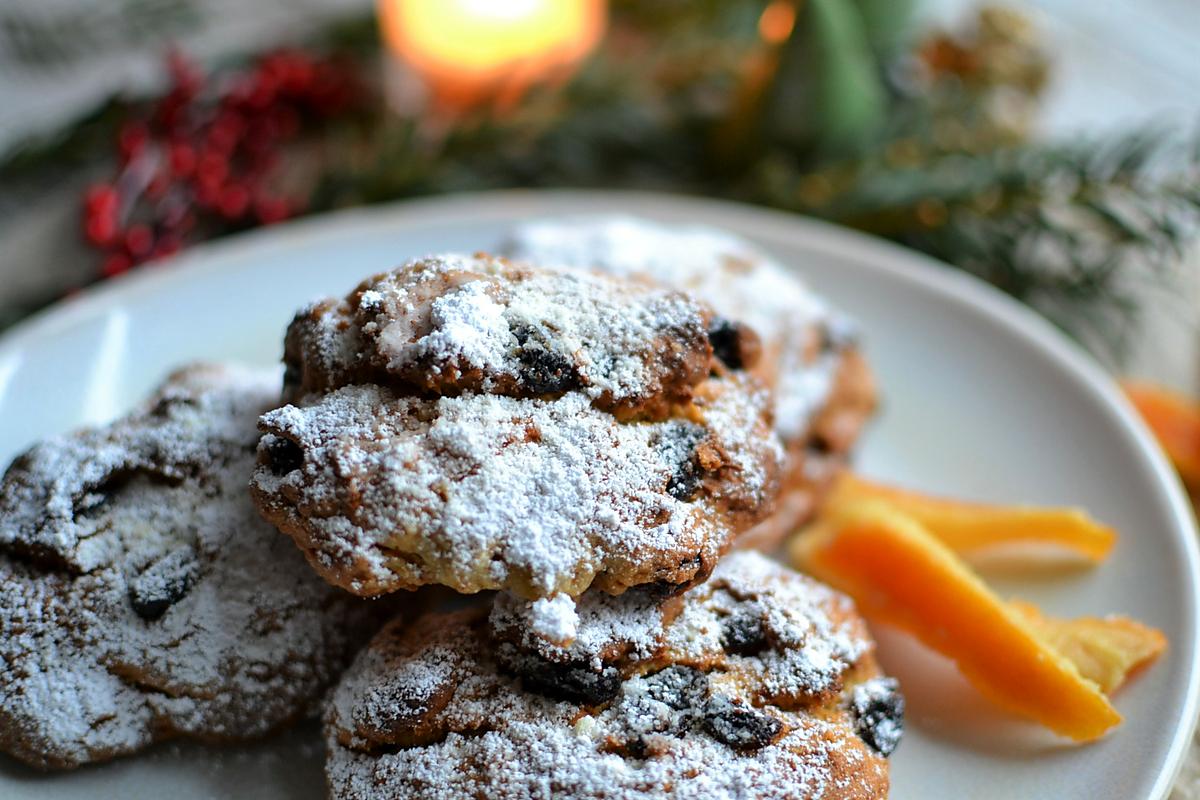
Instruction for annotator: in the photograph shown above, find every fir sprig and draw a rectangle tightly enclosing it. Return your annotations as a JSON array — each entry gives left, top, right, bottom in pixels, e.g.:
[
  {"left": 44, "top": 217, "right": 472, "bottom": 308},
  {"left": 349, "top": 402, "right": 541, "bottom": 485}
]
[{"left": 758, "top": 128, "right": 1200, "bottom": 364}]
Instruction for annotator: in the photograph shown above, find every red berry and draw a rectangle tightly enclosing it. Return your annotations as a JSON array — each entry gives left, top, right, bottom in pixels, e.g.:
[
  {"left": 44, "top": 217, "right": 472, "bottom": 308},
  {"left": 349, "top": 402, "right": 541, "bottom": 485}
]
[
  {"left": 150, "top": 234, "right": 182, "bottom": 261},
  {"left": 196, "top": 150, "right": 229, "bottom": 186},
  {"left": 218, "top": 184, "right": 250, "bottom": 219},
  {"left": 118, "top": 122, "right": 150, "bottom": 162},
  {"left": 254, "top": 196, "right": 291, "bottom": 224},
  {"left": 101, "top": 253, "right": 133, "bottom": 278},
  {"left": 84, "top": 184, "right": 120, "bottom": 214},
  {"left": 194, "top": 182, "right": 221, "bottom": 209},
  {"left": 280, "top": 58, "right": 315, "bottom": 94},
  {"left": 124, "top": 224, "right": 154, "bottom": 258},
  {"left": 169, "top": 143, "right": 196, "bottom": 177},
  {"left": 238, "top": 64, "right": 280, "bottom": 111},
  {"left": 207, "top": 112, "right": 244, "bottom": 154},
  {"left": 85, "top": 214, "right": 118, "bottom": 246}
]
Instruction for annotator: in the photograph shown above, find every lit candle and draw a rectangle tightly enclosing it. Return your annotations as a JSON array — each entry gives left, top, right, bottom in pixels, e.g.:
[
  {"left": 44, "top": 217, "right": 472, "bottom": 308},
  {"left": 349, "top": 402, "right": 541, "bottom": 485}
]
[{"left": 378, "top": 0, "right": 607, "bottom": 111}]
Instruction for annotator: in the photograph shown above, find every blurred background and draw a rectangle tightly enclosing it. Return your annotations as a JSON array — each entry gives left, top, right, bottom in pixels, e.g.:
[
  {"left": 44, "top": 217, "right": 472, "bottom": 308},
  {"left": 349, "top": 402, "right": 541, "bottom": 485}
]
[{"left": 0, "top": 0, "right": 1196, "bottom": 489}]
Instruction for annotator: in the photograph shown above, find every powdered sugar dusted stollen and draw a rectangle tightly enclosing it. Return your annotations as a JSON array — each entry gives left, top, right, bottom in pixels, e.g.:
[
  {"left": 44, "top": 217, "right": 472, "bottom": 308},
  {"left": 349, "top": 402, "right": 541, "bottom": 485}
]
[
  {"left": 489, "top": 550, "right": 900, "bottom": 714},
  {"left": 502, "top": 216, "right": 877, "bottom": 548},
  {"left": 282, "top": 253, "right": 725, "bottom": 422},
  {"left": 251, "top": 370, "right": 783, "bottom": 599},
  {"left": 0, "top": 364, "right": 390, "bottom": 770},
  {"left": 325, "top": 552, "right": 901, "bottom": 800}
]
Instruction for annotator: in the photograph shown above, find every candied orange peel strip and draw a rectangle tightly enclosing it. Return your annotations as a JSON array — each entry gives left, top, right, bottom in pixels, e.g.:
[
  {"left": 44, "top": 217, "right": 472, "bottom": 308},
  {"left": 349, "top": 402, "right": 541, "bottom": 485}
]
[
  {"left": 1010, "top": 600, "right": 1166, "bottom": 695},
  {"left": 790, "top": 501, "right": 1122, "bottom": 742},
  {"left": 1122, "top": 381, "right": 1200, "bottom": 492},
  {"left": 827, "top": 473, "right": 1116, "bottom": 563}
]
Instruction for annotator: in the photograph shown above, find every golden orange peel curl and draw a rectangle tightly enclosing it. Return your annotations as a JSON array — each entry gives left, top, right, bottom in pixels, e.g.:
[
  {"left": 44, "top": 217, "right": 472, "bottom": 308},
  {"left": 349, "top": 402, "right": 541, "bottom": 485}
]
[
  {"left": 826, "top": 474, "right": 1116, "bottom": 563},
  {"left": 1010, "top": 601, "right": 1166, "bottom": 695},
  {"left": 790, "top": 495, "right": 1163, "bottom": 742},
  {"left": 1123, "top": 381, "right": 1200, "bottom": 494}
]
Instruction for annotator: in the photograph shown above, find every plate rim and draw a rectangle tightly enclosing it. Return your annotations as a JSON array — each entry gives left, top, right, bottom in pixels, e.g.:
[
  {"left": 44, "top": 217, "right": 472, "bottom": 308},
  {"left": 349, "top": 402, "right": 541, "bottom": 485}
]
[{"left": 2, "top": 188, "right": 1197, "bottom": 797}]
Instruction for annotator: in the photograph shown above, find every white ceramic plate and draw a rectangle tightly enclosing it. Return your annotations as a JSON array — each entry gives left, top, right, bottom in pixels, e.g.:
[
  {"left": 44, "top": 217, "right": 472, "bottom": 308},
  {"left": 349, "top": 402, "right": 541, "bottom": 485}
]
[{"left": 1, "top": 191, "right": 1196, "bottom": 800}]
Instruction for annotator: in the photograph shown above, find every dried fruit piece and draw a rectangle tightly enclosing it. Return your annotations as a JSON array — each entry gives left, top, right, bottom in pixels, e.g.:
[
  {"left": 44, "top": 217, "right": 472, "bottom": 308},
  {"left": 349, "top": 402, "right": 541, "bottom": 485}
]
[
  {"left": 848, "top": 677, "right": 905, "bottom": 756},
  {"left": 790, "top": 501, "right": 1122, "bottom": 742},
  {"left": 719, "top": 610, "right": 768, "bottom": 656},
  {"left": 262, "top": 435, "right": 304, "bottom": 477},
  {"left": 653, "top": 421, "right": 712, "bottom": 502},
  {"left": 1010, "top": 600, "right": 1166, "bottom": 695},
  {"left": 513, "top": 656, "right": 622, "bottom": 705},
  {"left": 706, "top": 318, "right": 762, "bottom": 371},
  {"left": 128, "top": 548, "right": 198, "bottom": 621},
  {"left": 702, "top": 695, "right": 785, "bottom": 751},
  {"left": 827, "top": 474, "right": 1116, "bottom": 563},
  {"left": 1123, "top": 382, "right": 1200, "bottom": 492},
  {"left": 606, "top": 666, "right": 710, "bottom": 757},
  {"left": 512, "top": 323, "right": 582, "bottom": 394}
]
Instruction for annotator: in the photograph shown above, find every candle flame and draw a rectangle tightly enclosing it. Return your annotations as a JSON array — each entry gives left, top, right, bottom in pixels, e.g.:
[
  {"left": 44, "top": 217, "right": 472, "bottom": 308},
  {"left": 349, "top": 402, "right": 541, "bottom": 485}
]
[
  {"left": 380, "top": 0, "right": 606, "bottom": 108},
  {"left": 759, "top": 1, "right": 796, "bottom": 44}
]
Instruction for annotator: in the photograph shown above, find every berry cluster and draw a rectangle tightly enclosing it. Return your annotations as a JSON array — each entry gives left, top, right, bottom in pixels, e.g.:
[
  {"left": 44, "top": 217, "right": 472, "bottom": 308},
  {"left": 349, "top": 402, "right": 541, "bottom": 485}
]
[{"left": 82, "top": 50, "right": 360, "bottom": 278}]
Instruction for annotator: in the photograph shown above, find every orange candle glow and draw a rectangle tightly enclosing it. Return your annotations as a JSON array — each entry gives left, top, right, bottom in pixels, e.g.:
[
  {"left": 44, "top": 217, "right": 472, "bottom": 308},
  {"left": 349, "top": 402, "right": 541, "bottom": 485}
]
[
  {"left": 758, "top": 0, "right": 796, "bottom": 45},
  {"left": 378, "top": 0, "right": 607, "bottom": 110}
]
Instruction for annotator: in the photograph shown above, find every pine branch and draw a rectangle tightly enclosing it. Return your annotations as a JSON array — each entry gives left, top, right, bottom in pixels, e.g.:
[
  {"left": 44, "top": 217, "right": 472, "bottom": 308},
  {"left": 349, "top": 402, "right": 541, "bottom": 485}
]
[{"left": 759, "top": 127, "right": 1200, "bottom": 365}]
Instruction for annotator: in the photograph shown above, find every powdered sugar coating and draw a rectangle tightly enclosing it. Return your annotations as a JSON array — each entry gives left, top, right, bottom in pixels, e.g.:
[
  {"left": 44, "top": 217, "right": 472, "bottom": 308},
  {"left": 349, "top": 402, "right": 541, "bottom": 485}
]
[
  {"left": 325, "top": 553, "right": 896, "bottom": 800},
  {"left": 491, "top": 550, "right": 874, "bottom": 708},
  {"left": 492, "top": 586, "right": 668, "bottom": 672},
  {"left": 0, "top": 364, "right": 389, "bottom": 770},
  {"left": 502, "top": 216, "right": 857, "bottom": 439},
  {"left": 665, "top": 551, "right": 873, "bottom": 706},
  {"left": 525, "top": 594, "right": 580, "bottom": 644},
  {"left": 251, "top": 372, "right": 782, "bottom": 599},
  {"left": 282, "top": 253, "right": 719, "bottom": 420},
  {"left": 503, "top": 216, "right": 878, "bottom": 550}
]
